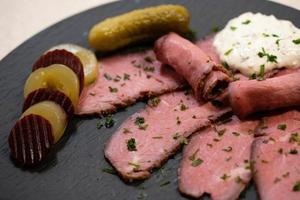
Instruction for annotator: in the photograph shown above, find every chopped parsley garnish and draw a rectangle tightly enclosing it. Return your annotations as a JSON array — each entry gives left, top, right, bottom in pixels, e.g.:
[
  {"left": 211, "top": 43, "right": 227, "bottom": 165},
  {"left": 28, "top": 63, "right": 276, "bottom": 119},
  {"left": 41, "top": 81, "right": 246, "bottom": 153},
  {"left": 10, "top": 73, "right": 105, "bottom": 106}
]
[
  {"left": 123, "top": 73, "right": 130, "bottom": 80},
  {"left": 176, "top": 116, "right": 181, "bottom": 125},
  {"left": 259, "top": 64, "right": 265, "bottom": 77},
  {"left": 135, "top": 116, "right": 148, "bottom": 130},
  {"left": 289, "top": 149, "right": 298, "bottom": 154},
  {"left": 104, "top": 73, "right": 112, "bottom": 80},
  {"left": 220, "top": 173, "right": 230, "bottom": 181},
  {"left": 274, "top": 177, "right": 281, "bottom": 183},
  {"left": 235, "top": 176, "right": 243, "bottom": 184},
  {"left": 222, "top": 61, "right": 230, "bottom": 70},
  {"left": 148, "top": 97, "right": 161, "bottom": 107},
  {"left": 230, "top": 26, "right": 237, "bottom": 31},
  {"left": 144, "top": 56, "right": 154, "bottom": 63},
  {"left": 159, "top": 180, "right": 170, "bottom": 187},
  {"left": 191, "top": 159, "right": 203, "bottom": 167},
  {"left": 189, "top": 149, "right": 203, "bottom": 167},
  {"left": 96, "top": 121, "right": 103, "bottom": 129},
  {"left": 128, "top": 161, "right": 140, "bottom": 171},
  {"left": 222, "top": 146, "right": 233, "bottom": 152},
  {"left": 123, "top": 128, "right": 131, "bottom": 134},
  {"left": 277, "top": 124, "right": 287, "bottom": 131},
  {"left": 257, "top": 48, "right": 278, "bottom": 63},
  {"left": 242, "top": 19, "right": 251, "bottom": 25},
  {"left": 109, "top": 86, "right": 118, "bottom": 93},
  {"left": 102, "top": 168, "right": 116, "bottom": 175},
  {"left": 215, "top": 128, "right": 226, "bottom": 137},
  {"left": 232, "top": 132, "right": 240, "bottom": 136},
  {"left": 293, "top": 181, "right": 300, "bottom": 191},
  {"left": 96, "top": 115, "right": 115, "bottom": 129},
  {"left": 224, "top": 48, "right": 233, "bottom": 56},
  {"left": 249, "top": 73, "right": 257, "bottom": 80},
  {"left": 289, "top": 132, "right": 300, "bottom": 144},
  {"left": 180, "top": 138, "right": 189, "bottom": 145},
  {"left": 173, "top": 132, "right": 181, "bottom": 140},
  {"left": 104, "top": 115, "right": 115, "bottom": 128},
  {"left": 137, "top": 191, "right": 147, "bottom": 200},
  {"left": 272, "top": 34, "right": 279, "bottom": 37},
  {"left": 127, "top": 138, "right": 137, "bottom": 151},
  {"left": 292, "top": 38, "right": 300, "bottom": 45},
  {"left": 180, "top": 103, "right": 189, "bottom": 111},
  {"left": 263, "top": 33, "right": 270, "bottom": 37},
  {"left": 135, "top": 116, "right": 145, "bottom": 125},
  {"left": 211, "top": 26, "right": 220, "bottom": 33},
  {"left": 113, "top": 75, "right": 121, "bottom": 82},
  {"left": 152, "top": 136, "right": 163, "bottom": 139},
  {"left": 276, "top": 39, "right": 281, "bottom": 47},
  {"left": 143, "top": 66, "right": 155, "bottom": 72}
]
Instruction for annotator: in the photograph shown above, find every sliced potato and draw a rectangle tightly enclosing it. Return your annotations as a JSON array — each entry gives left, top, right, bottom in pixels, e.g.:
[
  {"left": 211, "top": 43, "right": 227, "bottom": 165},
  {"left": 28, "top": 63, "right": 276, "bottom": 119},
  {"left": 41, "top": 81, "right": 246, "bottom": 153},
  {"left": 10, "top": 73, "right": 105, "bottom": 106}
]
[
  {"left": 21, "top": 101, "right": 67, "bottom": 143},
  {"left": 49, "top": 44, "right": 98, "bottom": 85},
  {"left": 24, "top": 64, "right": 80, "bottom": 106}
]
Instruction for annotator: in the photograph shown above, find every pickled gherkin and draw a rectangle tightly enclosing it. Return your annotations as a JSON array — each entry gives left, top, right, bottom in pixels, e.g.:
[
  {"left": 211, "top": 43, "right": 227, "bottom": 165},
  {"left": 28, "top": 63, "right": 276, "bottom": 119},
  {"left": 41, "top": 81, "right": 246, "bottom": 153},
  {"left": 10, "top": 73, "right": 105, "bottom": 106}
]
[{"left": 88, "top": 5, "right": 190, "bottom": 51}]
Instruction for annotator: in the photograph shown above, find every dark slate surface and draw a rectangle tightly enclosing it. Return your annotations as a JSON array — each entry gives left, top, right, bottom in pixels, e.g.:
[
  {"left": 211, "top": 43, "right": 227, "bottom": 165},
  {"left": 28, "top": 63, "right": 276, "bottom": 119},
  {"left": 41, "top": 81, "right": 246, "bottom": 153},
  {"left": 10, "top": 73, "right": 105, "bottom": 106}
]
[{"left": 0, "top": 0, "right": 299, "bottom": 199}]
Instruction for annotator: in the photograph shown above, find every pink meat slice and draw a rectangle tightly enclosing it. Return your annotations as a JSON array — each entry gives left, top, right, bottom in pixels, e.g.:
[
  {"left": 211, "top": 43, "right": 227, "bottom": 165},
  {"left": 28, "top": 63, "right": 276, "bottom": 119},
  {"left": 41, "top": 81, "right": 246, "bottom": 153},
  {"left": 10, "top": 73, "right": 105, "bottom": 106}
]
[
  {"left": 76, "top": 50, "right": 186, "bottom": 115},
  {"left": 252, "top": 110, "right": 300, "bottom": 200},
  {"left": 228, "top": 72, "right": 300, "bottom": 118},
  {"left": 104, "top": 91, "right": 231, "bottom": 181},
  {"left": 178, "top": 116, "right": 259, "bottom": 200},
  {"left": 154, "top": 32, "right": 231, "bottom": 101}
]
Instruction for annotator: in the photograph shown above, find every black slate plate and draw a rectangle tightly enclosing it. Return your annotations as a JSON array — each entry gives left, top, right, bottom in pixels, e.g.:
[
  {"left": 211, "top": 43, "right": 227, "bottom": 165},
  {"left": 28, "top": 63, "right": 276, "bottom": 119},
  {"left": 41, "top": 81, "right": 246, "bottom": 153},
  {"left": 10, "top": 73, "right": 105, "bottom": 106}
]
[{"left": 0, "top": 0, "right": 299, "bottom": 199}]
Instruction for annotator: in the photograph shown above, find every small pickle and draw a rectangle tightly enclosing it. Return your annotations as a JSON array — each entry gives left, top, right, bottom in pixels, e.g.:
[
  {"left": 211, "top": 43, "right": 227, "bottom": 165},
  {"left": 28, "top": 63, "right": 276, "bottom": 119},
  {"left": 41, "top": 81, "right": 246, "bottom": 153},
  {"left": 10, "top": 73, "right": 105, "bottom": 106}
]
[{"left": 88, "top": 4, "right": 190, "bottom": 51}]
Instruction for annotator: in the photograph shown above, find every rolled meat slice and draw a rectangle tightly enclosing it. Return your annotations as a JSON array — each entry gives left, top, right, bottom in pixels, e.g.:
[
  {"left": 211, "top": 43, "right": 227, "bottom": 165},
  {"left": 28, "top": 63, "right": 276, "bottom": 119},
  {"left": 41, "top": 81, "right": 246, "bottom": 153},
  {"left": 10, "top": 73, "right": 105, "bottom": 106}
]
[
  {"left": 154, "top": 32, "right": 231, "bottom": 101},
  {"left": 228, "top": 72, "right": 300, "bottom": 118}
]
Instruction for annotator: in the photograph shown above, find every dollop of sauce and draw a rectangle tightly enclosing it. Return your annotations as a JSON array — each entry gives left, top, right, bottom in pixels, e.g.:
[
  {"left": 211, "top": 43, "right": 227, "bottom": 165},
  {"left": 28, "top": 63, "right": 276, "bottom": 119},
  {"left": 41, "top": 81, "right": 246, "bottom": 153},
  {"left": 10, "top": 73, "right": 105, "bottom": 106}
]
[{"left": 213, "top": 12, "right": 300, "bottom": 76}]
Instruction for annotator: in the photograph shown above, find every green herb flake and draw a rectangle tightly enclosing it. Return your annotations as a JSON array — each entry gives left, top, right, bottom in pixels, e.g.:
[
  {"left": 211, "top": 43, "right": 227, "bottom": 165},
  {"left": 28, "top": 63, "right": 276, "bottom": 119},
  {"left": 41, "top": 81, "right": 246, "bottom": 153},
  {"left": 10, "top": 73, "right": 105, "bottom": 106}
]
[
  {"left": 289, "top": 149, "right": 298, "bottom": 155},
  {"left": 173, "top": 132, "right": 181, "bottom": 140},
  {"left": 272, "top": 34, "right": 279, "bottom": 37},
  {"left": 148, "top": 97, "right": 161, "bottom": 107},
  {"left": 104, "top": 73, "right": 112, "bottom": 80},
  {"left": 102, "top": 168, "right": 116, "bottom": 175},
  {"left": 222, "top": 146, "right": 233, "bottom": 152},
  {"left": 224, "top": 48, "right": 233, "bottom": 56},
  {"left": 176, "top": 116, "right": 181, "bottom": 125},
  {"left": 127, "top": 138, "right": 137, "bottom": 151},
  {"left": 128, "top": 161, "right": 140, "bottom": 171},
  {"left": 259, "top": 64, "right": 265, "bottom": 77},
  {"left": 230, "top": 26, "right": 237, "bottom": 31},
  {"left": 211, "top": 26, "right": 220, "bottom": 33},
  {"left": 135, "top": 116, "right": 145, "bottom": 126},
  {"left": 257, "top": 48, "right": 278, "bottom": 63},
  {"left": 123, "top": 128, "right": 131, "bottom": 134},
  {"left": 242, "top": 19, "right": 251, "bottom": 25},
  {"left": 180, "top": 103, "right": 189, "bottom": 111},
  {"left": 159, "top": 180, "right": 170, "bottom": 187},
  {"left": 123, "top": 73, "right": 130, "bottom": 80},
  {"left": 293, "top": 181, "right": 300, "bottom": 191},
  {"left": 144, "top": 56, "right": 154, "bottom": 63},
  {"left": 263, "top": 33, "right": 270, "bottom": 37},
  {"left": 249, "top": 73, "right": 257, "bottom": 80},
  {"left": 215, "top": 128, "right": 226, "bottom": 137},
  {"left": 276, "top": 39, "right": 281, "bottom": 47},
  {"left": 109, "top": 86, "right": 118, "bottom": 93},
  {"left": 235, "top": 176, "right": 243, "bottom": 184},
  {"left": 220, "top": 173, "right": 231, "bottom": 181},
  {"left": 232, "top": 132, "right": 240, "bottom": 137},
  {"left": 289, "top": 132, "right": 300, "bottom": 145},
  {"left": 222, "top": 61, "right": 230, "bottom": 70},
  {"left": 104, "top": 115, "right": 115, "bottom": 128},
  {"left": 96, "top": 121, "right": 103, "bottom": 129},
  {"left": 277, "top": 124, "right": 287, "bottom": 131},
  {"left": 292, "top": 38, "right": 300, "bottom": 45},
  {"left": 180, "top": 138, "right": 189, "bottom": 145},
  {"left": 274, "top": 177, "right": 281, "bottom": 183},
  {"left": 191, "top": 159, "right": 203, "bottom": 167},
  {"left": 143, "top": 66, "right": 155, "bottom": 72}
]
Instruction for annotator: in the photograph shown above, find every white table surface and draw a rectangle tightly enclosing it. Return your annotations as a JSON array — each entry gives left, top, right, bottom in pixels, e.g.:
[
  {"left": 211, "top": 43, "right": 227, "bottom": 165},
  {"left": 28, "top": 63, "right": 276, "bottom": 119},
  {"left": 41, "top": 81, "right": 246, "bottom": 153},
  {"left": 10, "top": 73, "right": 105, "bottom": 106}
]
[{"left": 0, "top": 0, "right": 299, "bottom": 60}]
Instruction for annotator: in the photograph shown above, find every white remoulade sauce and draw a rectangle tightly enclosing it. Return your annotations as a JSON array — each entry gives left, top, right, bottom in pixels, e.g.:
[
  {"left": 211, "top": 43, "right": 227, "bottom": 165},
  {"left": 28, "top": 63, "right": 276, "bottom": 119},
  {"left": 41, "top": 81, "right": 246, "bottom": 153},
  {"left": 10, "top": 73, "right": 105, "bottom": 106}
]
[{"left": 213, "top": 12, "right": 300, "bottom": 76}]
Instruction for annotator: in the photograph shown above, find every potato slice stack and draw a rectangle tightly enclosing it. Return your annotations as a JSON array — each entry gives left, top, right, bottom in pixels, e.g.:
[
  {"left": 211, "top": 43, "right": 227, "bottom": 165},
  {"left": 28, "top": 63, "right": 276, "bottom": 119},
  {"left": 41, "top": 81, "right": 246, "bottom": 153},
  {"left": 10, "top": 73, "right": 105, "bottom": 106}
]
[{"left": 8, "top": 45, "right": 97, "bottom": 167}]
